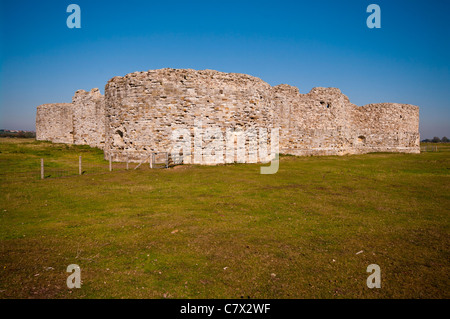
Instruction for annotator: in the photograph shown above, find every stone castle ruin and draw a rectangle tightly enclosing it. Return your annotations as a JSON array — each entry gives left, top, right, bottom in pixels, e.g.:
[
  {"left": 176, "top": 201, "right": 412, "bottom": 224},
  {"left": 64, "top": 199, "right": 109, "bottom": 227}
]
[{"left": 36, "top": 68, "right": 420, "bottom": 163}]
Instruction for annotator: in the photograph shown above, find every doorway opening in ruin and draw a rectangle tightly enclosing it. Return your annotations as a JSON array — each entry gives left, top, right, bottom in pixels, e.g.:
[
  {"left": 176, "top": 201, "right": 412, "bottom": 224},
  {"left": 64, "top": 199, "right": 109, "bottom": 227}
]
[{"left": 174, "top": 149, "right": 184, "bottom": 165}]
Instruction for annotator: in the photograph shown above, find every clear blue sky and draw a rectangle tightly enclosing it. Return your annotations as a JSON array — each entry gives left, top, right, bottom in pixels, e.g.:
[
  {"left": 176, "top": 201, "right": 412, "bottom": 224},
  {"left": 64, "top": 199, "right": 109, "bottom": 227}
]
[{"left": 0, "top": 0, "right": 448, "bottom": 139}]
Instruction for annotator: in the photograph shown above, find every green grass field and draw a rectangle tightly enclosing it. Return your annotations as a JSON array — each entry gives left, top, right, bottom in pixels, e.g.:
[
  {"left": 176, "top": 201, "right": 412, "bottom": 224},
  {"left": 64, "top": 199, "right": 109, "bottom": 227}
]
[{"left": 0, "top": 138, "right": 449, "bottom": 298}]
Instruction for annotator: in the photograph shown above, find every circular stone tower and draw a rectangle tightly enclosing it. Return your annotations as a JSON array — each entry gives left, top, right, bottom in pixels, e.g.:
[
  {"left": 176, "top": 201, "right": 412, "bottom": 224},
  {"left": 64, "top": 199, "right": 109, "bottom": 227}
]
[{"left": 104, "top": 68, "right": 277, "bottom": 163}]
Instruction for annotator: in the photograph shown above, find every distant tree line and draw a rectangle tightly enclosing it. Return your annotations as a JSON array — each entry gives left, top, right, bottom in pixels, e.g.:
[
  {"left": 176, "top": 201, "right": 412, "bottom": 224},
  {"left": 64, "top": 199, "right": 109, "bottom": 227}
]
[
  {"left": 0, "top": 130, "right": 36, "bottom": 138},
  {"left": 421, "top": 136, "right": 449, "bottom": 143}
]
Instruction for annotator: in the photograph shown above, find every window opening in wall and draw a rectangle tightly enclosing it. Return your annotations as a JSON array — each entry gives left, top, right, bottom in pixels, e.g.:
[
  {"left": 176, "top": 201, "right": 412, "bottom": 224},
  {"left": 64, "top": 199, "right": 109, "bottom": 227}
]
[
  {"left": 358, "top": 136, "right": 366, "bottom": 143},
  {"left": 320, "top": 101, "right": 331, "bottom": 108}
]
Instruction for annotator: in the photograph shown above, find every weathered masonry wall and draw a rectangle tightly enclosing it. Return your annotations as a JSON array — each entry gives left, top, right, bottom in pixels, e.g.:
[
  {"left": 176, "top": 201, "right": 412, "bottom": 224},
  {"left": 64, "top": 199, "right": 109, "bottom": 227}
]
[
  {"left": 36, "top": 89, "right": 106, "bottom": 149},
  {"left": 72, "top": 88, "right": 106, "bottom": 149},
  {"left": 104, "top": 69, "right": 277, "bottom": 162},
  {"left": 273, "top": 85, "right": 420, "bottom": 156},
  {"left": 36, "top": 68, "right": 420, "bottom": 162},
  {"left": 36, "top": 103, "right": 74, "bottom": 144},
  {"left": 274, "top": 86, "right": 354, "bottom": 156},
  {"left": 350, "top": 103, "right": 420, "bottom": 153}
]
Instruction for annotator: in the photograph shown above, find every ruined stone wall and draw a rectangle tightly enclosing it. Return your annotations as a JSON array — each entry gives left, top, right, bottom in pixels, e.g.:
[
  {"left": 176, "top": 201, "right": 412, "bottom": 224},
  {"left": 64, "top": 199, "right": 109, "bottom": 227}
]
[
  {"left": 273, "top": 86, "right": 354, "bottom": 156},
  {"left": 72, "top": 88, "right": 106, "bottom": 149},
  {"left": 36, "top": 103, "right": 74, "bottom": 144},
  {"left": 37, "top": 68, "right": 420, "bottom": 161},
  {"left": 272, "top": 86, "right": 420, "bottom": 156},
  {"left": 36, "top": 90, "right": 106, "bottom": 149},
  {"left": 350, "top": 103, "right": 420, "bottom": 153},
  {"left": 104, "top": 69, "right": 277, "bottom": 163}
]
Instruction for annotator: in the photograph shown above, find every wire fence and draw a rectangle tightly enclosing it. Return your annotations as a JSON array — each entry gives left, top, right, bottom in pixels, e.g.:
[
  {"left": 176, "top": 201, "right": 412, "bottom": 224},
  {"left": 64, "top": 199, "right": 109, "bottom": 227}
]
[
  {"left": 0, "top": 152, "right": 177, "bottom": 182},
  {"left": 420, "top": 145, "right": 439, "bottom": 152}
]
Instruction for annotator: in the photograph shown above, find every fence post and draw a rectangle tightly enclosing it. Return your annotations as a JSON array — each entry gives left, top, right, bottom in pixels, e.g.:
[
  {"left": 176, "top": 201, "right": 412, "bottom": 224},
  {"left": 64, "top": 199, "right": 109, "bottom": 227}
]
[
  {"left": 126, "top": 153, "right": 129, "bottom": 170},
  {"left": 79, "top": 156, "right": 82, "bottom": 175},
  {"left": 166, "top": 152, "right": 169, "bottom": 168},
  {"left": 150, "top": 153, "right": 153, "bottom": 169},
  {"left": 41, "top": 158, "right": 44, "bottom": 180},
  {"left": 109, "top": 153, "right": 112, "bottom": 172}
]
